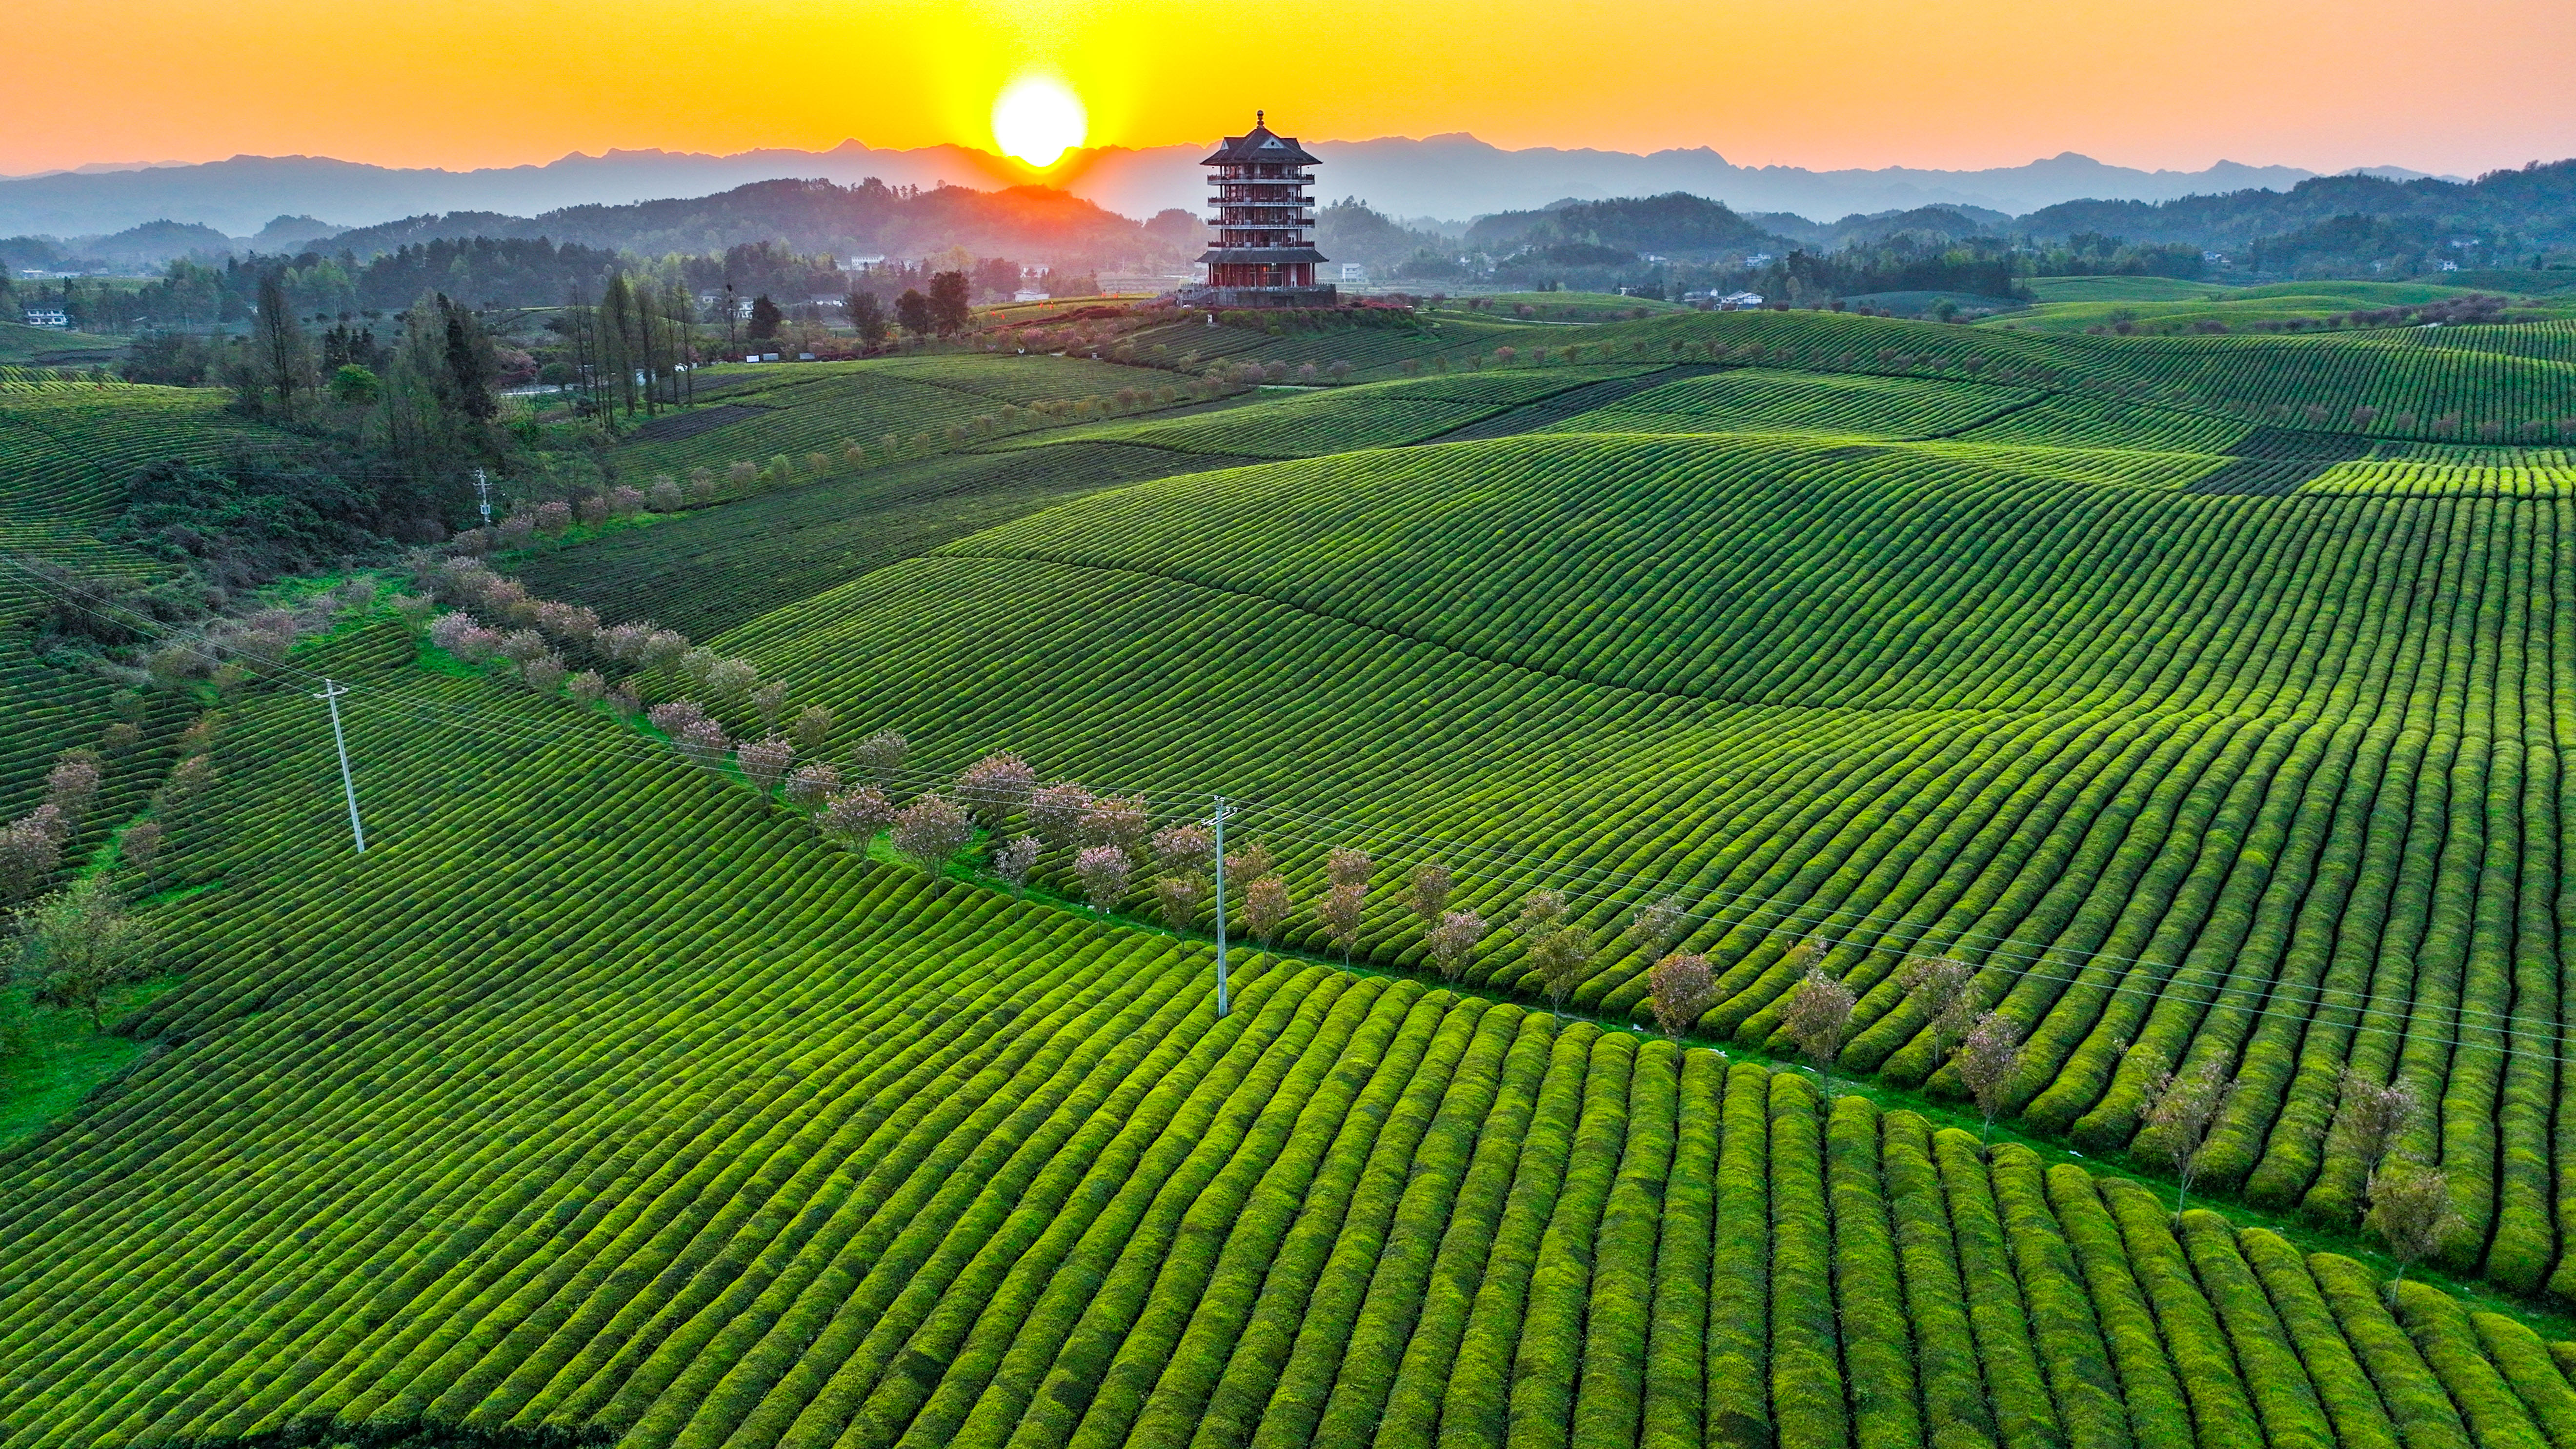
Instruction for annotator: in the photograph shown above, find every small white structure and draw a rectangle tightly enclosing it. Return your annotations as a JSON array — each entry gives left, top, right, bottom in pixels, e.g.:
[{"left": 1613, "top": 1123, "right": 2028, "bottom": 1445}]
[
  {"left": 1718, "top": 291, "right": 1765, "bottom": 310},
  {"left": 2439, "top": 260, "right": 2461, "bottom": 272},
  {"left": 1013, "top": 289, "right": 1052, "bottom": 303},
  {"left": 1743, "top": 253, "right": 1773, "bottom": 268},
  {"left": 843, "top": 255, "right": 888, "bottom": 273},
  {"left": 21, "top": 309, "right": 68, "bottom": 329},
  {"left": 1339, "top": 262, "right": 1367, "bottom": 283}
]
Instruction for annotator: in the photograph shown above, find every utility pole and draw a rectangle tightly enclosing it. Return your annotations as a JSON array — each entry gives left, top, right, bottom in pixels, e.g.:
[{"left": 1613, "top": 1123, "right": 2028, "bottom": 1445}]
[
  {"left": 314, "top": 679, "right": 365, "bottom": 853},
  {"left": 1210, "top": 795, "right": 1230, "bottom": 1018},
  {"left": 473, "top": 468, "right": 492, "bottom": 527}
]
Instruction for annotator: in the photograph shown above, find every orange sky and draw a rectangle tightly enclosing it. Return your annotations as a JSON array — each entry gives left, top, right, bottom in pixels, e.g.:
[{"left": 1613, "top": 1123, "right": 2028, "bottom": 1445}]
[{"left": 9, "top": 0, "right": 2574, "bottom": 179}]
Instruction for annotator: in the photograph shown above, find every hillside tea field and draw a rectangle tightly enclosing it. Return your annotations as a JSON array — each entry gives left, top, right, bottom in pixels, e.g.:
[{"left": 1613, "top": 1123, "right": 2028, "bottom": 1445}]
[
  {"left": 0, "top": 628, "right": 2568, "bottom": 1449},
  {"left": 15, "top": 304, "right": 2576, "bottom": 1447}
]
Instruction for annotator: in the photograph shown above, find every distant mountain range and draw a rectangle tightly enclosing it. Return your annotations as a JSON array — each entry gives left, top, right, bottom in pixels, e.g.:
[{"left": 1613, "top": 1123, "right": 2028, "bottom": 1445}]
[{"left": 0, "top": 136, "right": 2466, "bottom": 242}]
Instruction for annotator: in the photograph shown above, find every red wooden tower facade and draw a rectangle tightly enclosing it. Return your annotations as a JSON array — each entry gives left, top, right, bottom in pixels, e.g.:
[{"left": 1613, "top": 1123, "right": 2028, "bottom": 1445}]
[{"left": 1182, "top": 111, "right": 1337, "bottom": 309}]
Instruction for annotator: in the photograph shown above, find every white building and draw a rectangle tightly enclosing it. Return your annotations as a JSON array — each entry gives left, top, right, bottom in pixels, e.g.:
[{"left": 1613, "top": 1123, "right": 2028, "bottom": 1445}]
[
  {"left": 1339, "top": 262, "right": 1367, "bottom": 283},
  {"left": 21, "top": 309, "right": 68, "bottom": 329},
  {"left": 842, "top": 255, "right": 888, "bottom": 274},
  {"left": 1013, "top": 289, "right": 1052, "bottom": 303},
  {"left": 1718, "top": 292, "right": 1765, "bottom": 310}
]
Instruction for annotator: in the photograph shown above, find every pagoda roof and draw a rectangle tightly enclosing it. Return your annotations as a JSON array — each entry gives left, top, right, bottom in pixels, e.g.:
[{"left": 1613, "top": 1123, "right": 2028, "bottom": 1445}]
[
  {"left": 1197, "top": 246, "right": 1328, "bottom": 265},
  {"left": 1201, "top": 118, "right": 1320, "bottom": 166}
]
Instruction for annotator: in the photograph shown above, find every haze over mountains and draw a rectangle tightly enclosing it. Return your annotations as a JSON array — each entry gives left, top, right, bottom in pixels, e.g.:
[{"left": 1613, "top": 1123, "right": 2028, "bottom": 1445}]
[{"left": 0, "top": 135, "right": 2452, "bottom": 241}]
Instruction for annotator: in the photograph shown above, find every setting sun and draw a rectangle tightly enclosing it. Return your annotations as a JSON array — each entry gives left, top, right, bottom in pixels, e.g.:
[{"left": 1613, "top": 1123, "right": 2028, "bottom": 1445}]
[{"left": 991, "top": 75, "right": 1087, "bottom": 169}]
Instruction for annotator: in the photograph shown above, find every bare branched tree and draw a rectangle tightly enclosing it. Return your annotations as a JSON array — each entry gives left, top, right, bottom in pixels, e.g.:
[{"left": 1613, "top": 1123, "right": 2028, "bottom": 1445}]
[
  {"left": 1318, "top": 881, "right": 1367, "bottom": 964},
  {"left": 1622, "top": 894, "right": 1687, "bottom": 962},
  {"left": 1783, "top": 964, "right": 1857, "bottom": 1098},
  {"left": 1245, "top": 874, "right": 1291, "bottom": 946},
  {"left": 992, "top": 835, "right": 1041, "bottom": 897},
  {"left": 1402, "top": 862, "right": 1452, "bottom": 929},
  {"left": 2139, "top": 1058, "right": 2239, "bottom": 1215},
  {"left": 2329, "top": 1069, "right": 2419, "bottom": 1185},
  {"left": 1427, "top": 908, "right": 1484, "bottom": 982},
  {"left": 1899, "top": 955, "right": 1978, "bottom": 1061},
  {"left": 1953, "top": 1011, "right": 2024, "bottom": 1147}
]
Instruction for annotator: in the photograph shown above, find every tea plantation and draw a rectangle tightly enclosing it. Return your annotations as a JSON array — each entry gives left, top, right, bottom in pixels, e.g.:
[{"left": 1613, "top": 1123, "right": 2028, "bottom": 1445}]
[{"left": 13, "top": 304, "right": 2576, "bottom": 1446}]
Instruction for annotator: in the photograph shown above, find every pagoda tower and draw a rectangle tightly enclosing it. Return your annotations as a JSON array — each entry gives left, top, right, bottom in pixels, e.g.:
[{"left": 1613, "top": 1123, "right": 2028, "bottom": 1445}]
[{"left": 1184, "top": 111, "right": 1336, "bottom": 308}]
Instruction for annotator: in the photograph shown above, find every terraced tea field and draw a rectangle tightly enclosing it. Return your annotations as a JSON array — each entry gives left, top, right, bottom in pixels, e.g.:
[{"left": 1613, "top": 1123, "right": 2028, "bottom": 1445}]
[
  {"left": 0, "top": 623, "right": 2570, "bottom": 1449},
  {"left": 20, "top": 305, "right": 2576, "bottom": 1446}
]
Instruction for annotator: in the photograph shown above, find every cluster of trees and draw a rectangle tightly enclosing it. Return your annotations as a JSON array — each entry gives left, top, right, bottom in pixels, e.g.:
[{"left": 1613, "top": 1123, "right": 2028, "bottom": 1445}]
[
  {"left": 2, "top": 710, "right": 230, "bottom": 1047},
  {"left": 407, "top": 543, "right": 2494, "bottom": 1281}
]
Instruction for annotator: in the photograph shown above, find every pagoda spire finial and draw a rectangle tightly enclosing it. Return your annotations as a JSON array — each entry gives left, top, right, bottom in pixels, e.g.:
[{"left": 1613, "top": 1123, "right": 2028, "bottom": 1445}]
[{"left": 1256, "top": 109, "right": 1264, "bottom": 128}]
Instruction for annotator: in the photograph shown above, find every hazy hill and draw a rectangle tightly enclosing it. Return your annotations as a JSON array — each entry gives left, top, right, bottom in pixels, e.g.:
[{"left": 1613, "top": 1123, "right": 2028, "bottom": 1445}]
[
  {"left": 0, "top": 138, "right": 2330, "bottom": 239},
  {"left": 323, "top": 176, "right": 1187, "bottom": 272}
]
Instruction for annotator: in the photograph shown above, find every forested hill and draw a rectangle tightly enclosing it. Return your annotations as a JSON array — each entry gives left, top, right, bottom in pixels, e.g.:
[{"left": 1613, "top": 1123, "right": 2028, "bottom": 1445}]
[
  {"left": 2021, "top": 159, "right": 2576, "bottom": 252},
  {"left": 327, "top": 176, "right": 1195, "bottom": 272}
]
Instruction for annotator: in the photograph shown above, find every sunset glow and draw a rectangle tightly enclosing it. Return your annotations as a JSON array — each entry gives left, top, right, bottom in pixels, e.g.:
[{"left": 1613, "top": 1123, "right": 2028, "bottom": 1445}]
[
  {"left": 4, "top": 0, "right": 2574, "bottom": 180},
  {"left": 991, "top": 76, "right": 1087, "bottom": 170}
]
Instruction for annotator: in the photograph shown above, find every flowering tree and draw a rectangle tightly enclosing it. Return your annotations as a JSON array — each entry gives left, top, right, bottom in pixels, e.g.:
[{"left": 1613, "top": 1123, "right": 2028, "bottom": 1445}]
[
  {"left": 1151, "top": 823, "right": 1216, "bottom": 878},
  {"left": 1621, "top": 894, "right": 1686, "bottom": 962},
  {"left": 2367, "top": 1163, "right": 2463, "bottom": 1290},
  {"left": 1648, "top": 951, "right": 1714, "bottom": 1039},
  {"left": 523, "top": 655, "right": 568, "bottom": 695},
  {"left": 790, "top": 704, "right": 835, "bottom": 755},
  {"left": 1154, "top": 875, "right": 1209, "bottom": 930},
  {"left": 567, "top": 670, "right": 607, "bottom": 708},
  {"left": 891, "top": 793, "right": 973, "bottom": 881},
  {"left": 785, "top": 763, "right": 841, "bottom": 811},
  {"left": 1783, "top": 963, "right": 1856, "bottom": 1097},
  {"left": 957, "top": 753, "right": 1040, "bottom": 829},
  {"left": 1073, "top": 844, "right": 1131, "bottom": 915},
  {"left": 0, "top": 813, "right": 66, "bottom": 902},
  {"left": 1326, "top": 846, "right": 1371, "bottom": 890},
  {"left": 707, "top": 656, "right": 757, "bottom": 701},
  {"left": 43, "top": 751, "right": 102, "bottom": 835},
  {"left": 1028, "top": 783, "right": 1093, "bottom": 853},
  {"left": 819, "top": 787, "right": 894, "bottom": 847},
  {"left": 1426, "top": 908, "right": 1484, "bottom": 982},
  {"left": 992, "top": 835, "right": 1041, "bottom": 896},
  {"left": 753, "top": 682, "right": 789, "bottom": 735},
  {"left": 678, "top": 719, "right": 729, "bottom": 767},
  {"left": 1528, "top": 926, "right": 1594, "bottom": 1010},
  {"left": 647, "top": 700, "right": 708, "bottom": 739},
  {"left": 1953, "top": 1011, "right": 2024, "bottom": 1146},
  {"left": 2329, "top": 1069, "right": 2419, "bottom": 1185},
  {"left": 1080, "top": 795, "right": 1151, "bottom": 859},
  {"left": 851, "top": 729, "right": 908, "bottom": 784},
  {"left": 736, "top": 737, "right": 794, "bottom": 794},
  {"left": 1245, "top": 874, "right": 1292, "bottom": 946}
]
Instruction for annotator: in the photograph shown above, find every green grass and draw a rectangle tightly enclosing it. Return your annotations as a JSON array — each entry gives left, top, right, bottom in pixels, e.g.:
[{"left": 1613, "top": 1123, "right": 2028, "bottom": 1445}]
[
  {"left": 0, "top": 977, "right": 179, "bottom": 1146},
  {"left": 0, "top": 620, "right": 2564, "bottom": 1447},
  {"left": 1992, "top": 280, "right": 2576, "bottom": 337},
  {"left": 0, "top": 320, "right": 121, "bottom": 365}
]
